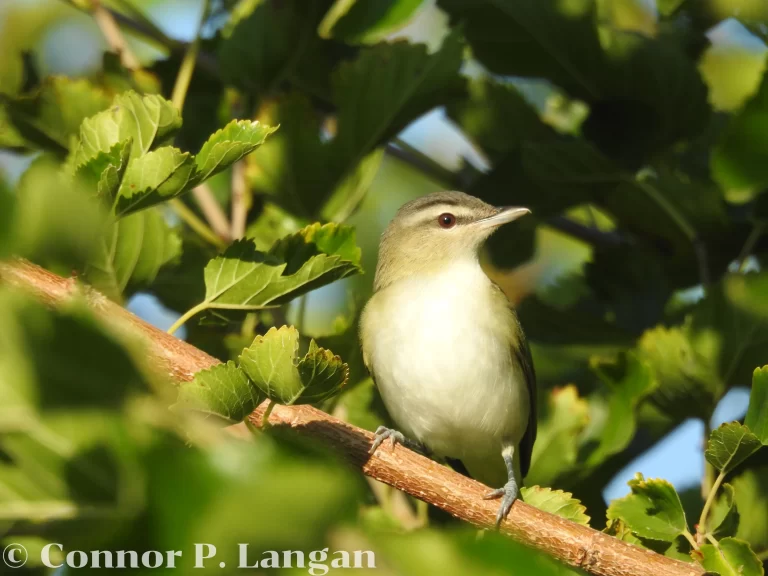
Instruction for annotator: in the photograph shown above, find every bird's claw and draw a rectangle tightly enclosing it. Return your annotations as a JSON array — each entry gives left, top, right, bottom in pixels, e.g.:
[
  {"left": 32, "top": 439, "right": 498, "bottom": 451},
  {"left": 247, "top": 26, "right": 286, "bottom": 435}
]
[
  {"left": 369, "top": 426, "right": 406, "bottom": 454},
  {"left": 483, "top": 479, "right": 519, "bottom": 528}
]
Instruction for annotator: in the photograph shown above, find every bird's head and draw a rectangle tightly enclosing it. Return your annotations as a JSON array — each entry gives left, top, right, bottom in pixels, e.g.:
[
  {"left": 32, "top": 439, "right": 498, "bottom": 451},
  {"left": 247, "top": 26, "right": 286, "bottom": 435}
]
[{"left": 373, "top": 191, "right": 530, "bottom": 291}]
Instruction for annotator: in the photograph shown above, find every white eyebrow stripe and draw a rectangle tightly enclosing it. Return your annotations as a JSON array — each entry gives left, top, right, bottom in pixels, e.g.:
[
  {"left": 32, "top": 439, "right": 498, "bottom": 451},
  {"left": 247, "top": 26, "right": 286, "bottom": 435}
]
[{"left": 401, "top": 205, "right": 477, "bottom": 227}]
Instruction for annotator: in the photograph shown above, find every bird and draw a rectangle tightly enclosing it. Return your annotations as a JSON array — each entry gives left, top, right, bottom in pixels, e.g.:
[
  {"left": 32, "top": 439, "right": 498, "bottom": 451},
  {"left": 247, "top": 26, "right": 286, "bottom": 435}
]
[{"left": 359, "top": 190, "right": 537, "bottom": 527}]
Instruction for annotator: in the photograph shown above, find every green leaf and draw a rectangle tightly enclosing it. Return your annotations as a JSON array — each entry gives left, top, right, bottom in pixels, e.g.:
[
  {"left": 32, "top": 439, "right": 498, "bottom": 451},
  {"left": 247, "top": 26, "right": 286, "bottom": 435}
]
[
  {"left": 83, "top": 207, "right": 181, "bottom": 301},
  {"left": 74, "top": 139, "right": 132, "bottom": 204},
  {"left": 710, "top": 484, "right": 741, "bottom": 540},
  {"left": 712, "top": 72, "right": 768, "bottom": 193},
  {"left": 438, "top": 0, "right": 708, "bottom": 164},
  {"left": 726, "top": 273, "right": 768, "bottom": 321},
  {"left": 731, "top": 465, "right": 768, "bottom": 554},
  {"left": 318, "top": 0, "right": 425, "bottom": 43},
  {"left": 695, "top": 537, "right": 764, "bottom": 576},
  {"left": 238, "top": 326, "right": 349, "bottom": 405},
  {"left": 69, "top": 91, "right": 181, "bottom": 169},
  {"left": 1, "top": 76, "right": 110, "bottom": 151},
  {"left": 520, "top": 486, "right": 590, "bottom": 526},
  {"left": 584, "top": 352, "right": 657, "bottom": 467},
  {"left": 607, "top": 473, "right": 688, "bottom": 542},
  {"left": 218, "top": 0, "right": 324, "bottom": 95},
  {"left": 173, "top": 361, "right": 263, "bottom": 424},
  {"left": 637, "top": 322, "right": 722, "bottom": 420},
  {"left": 193, "top": 119, "right": 277, "bottom": 182},
  {"left": 746, "top": 366, "right": 768, "bottom": 444},
  {"left": 526, "top": 385, "right": 589, "bottom": 486},
  {"left": 249, "top": 34, "right": 463, "bottom": 217},
  {"left": 114, "top": 146, "right": 196, "bottom": 217},
  {"left": 200, "top": 223, "right": 362, "bottom": 313},
  {"left": 705, "top": 422, "right": 761, "bottom": 474}
]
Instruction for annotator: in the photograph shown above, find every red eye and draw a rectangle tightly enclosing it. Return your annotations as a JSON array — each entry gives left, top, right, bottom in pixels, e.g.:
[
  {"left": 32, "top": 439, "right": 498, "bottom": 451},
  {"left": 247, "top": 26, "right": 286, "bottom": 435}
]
[{"left": 438, "top": 213, "right": 456, "bottom": 228}]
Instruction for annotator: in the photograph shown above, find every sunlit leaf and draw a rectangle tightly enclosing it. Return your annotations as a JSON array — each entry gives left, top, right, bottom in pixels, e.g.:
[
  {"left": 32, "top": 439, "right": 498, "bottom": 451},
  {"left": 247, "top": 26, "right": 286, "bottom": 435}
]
[
  {"left": 319, "top": 0, "right": 425, "bottom": 43},
  {"left": 69, "top": 91, "right": 181, "bottom": 170},
  {"left": 238, "top": 326, "right": 349, "bottom": 405},
  {"left": 200, "top": 223, "right": 361, "bottom": 313},
  {"left": 173, "top": 361, "right": 262, "bottom": 424},
  {"left": 193, "top": 119, "right": 277, "bottom": 182},
  {"left": 607, "top": 473, "right": 687, "bottom": 542},
  {"left": 74, "top": 139, "right": 132, "bottom": 204},
  {"left": 84, "top": 207, "right": 181, "bottom": 301},
  {"left": 695, "top": 537, "right": 763, "bottom": 576},
  {"left": 520, "top": 486, "right": 590, "bottom": 526},
  {"left": 705, "top": 422, "right": 761, "bottom": 474},
  {"left": 114, "top": 147, "right": 196, "bottom": 217}
]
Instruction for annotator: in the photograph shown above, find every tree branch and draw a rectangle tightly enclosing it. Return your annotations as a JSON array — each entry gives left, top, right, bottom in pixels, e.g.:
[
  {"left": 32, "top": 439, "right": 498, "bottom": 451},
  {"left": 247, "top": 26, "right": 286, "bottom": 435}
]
[{"left": 0, "top": 260, "right": 704, "bottom": 576}]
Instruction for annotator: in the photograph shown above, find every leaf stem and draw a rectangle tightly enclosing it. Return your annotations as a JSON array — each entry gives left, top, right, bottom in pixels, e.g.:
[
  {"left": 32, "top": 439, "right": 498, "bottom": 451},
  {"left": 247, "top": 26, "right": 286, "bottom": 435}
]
[
  {"left": 757, "top": 549, "right": 768, "bottom": 562},
  {"left": 167, "top": 302, "right": 209, "bottom": 335},
  {"left": 682, "top": 529, "right": 700, "bottom": 551},
  {"left": 698, "top": 469, "right": 726, "bottom": 537},
  {"left": 170, "top": 0, "right": 210, "bottom": 111},
  {"left": 169, "top": 199, "right": 227, "bottom": 250},
  {"left": 261, "top": 400, "right": 275, "bottom": 428},
  {"left": 737, "top": 223, "right": 764, "bottom": 272}
]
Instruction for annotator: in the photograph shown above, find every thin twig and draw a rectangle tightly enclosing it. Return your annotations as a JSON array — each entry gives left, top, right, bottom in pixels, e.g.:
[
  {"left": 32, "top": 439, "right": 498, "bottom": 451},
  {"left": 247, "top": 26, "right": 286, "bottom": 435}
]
[
  {"left": 192, "top": 183, "right": 232, "bottom": 242},
  {"left": 0, "top": 260, "right": 707, "bottom": 576},
  {"left": 230, "top": 161, "right": 248, "bottom": 240},
  {"left": 698, "top": 470, "right": 726, "bottom": 537},
  {"left": 170, "top": 0, "right": 211, "bottom": 112},
  {"left": 169, "top": 199, "right": 227, "bottom": 250},
  {"left": 91, "top": 0, "right": 140, "bottom": 70}
]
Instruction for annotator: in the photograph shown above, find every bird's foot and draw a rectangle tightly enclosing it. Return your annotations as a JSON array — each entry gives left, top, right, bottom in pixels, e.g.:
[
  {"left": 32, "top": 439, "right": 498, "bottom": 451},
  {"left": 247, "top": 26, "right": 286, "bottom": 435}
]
[
  {"left": 483, "top": 478, "right": 519, "bottom": 528},
  {"left": 369, "top": 426, "right": 407, "bottom": 454}
]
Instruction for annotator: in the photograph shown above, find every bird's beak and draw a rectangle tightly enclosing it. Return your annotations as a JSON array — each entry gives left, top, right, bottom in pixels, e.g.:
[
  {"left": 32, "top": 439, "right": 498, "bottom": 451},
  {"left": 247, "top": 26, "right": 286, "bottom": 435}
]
[{"left": 474, "top": 206, "right": 531, "bottom": 229}]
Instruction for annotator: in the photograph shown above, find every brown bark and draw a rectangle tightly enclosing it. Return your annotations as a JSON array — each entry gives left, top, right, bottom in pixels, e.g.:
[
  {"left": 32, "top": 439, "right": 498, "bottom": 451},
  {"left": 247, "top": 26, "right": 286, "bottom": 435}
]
[{"left": 0, "top": 260, "right": 704, "bottom": 576}]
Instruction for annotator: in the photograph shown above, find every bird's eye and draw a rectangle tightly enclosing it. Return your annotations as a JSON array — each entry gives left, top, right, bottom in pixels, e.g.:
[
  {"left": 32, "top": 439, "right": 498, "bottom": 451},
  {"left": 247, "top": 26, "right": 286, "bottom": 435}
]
[{"left": 438, "top": 213, "right": 456, "bottom": 228}]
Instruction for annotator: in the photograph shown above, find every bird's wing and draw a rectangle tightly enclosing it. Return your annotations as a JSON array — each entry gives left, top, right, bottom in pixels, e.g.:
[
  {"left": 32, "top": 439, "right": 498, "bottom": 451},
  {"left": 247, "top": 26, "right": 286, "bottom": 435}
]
[{"left": 512, "top": 312, "right": 537, "bottom": 479}]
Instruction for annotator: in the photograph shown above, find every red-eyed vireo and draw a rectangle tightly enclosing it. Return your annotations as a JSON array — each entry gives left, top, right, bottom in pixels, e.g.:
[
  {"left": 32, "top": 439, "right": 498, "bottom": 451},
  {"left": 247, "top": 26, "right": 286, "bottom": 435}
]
[{"left": 360, "top": 191, "right": 537, "bottom": 526}]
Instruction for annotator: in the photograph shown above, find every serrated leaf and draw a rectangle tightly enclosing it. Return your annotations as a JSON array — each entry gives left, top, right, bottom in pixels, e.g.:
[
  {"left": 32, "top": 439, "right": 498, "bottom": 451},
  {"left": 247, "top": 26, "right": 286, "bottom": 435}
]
[
  {"left": 238, "top": 326, "right": 349, "bottom": 405},
  {"left": 74, "top": 139, "right": 132, "bottom": 204},
  {"left": 2, "top": 76, "right": 111, "bottom": 151},
  {"left": 695, "top": 537, "right": 764, "bottom": 576},
  {"left": 70, "top": 91, "right": 181, "bottom": 169},
  {"left": 173, "top": 361, "right": 262, "bottom": 424},
  {"left": 607, "top": 473, "right": 687, "bottom": 542},
  {"left": 83, "top": 207, "right": 181, "bottom": 301},
  {"left": 193, "top": 119, "right": 277, "bottom": 182},
  {"left": 746, "top": 366, "right": 768, "bottom": 444},
  {"left": 200, "top": 223, "right": 361, "bottom": 314},
  {"left": 520, "top": 486, "right": 590, "bottom": 526},
  {"left": 710, "top": 484, "right": 740, "bottom": 540},
  {"left": 705, "top": 422, "right": 761, "bottom": 474},
  {"left": 114, "top": 147, "right": 196, "bottom": 217}
]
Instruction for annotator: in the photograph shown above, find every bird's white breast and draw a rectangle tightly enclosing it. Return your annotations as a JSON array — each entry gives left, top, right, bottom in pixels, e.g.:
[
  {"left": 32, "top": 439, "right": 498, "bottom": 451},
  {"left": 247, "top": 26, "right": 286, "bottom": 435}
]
[{"left": 361, "top": 260, "right": 529, "bottom": 468}]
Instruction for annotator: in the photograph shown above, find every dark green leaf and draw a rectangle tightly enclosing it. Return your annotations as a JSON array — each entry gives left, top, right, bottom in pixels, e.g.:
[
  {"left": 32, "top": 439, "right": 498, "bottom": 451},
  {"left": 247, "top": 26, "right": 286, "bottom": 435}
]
[
  {"left": 706, "top": 423, "right": 761, "bottom": 474},
  {"left": 607, "top": 473, "right": 688, "bottom": 542},
  {"left": 238, "top": 326, "right": 349, "bottom": 405},
  {"left": 173, "top": 361, "right": 263, "bottom": 424}
]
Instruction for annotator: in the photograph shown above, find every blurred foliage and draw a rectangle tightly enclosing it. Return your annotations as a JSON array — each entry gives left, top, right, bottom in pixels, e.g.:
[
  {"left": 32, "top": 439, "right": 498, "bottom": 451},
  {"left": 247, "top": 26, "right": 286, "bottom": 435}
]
[{"left": 2, "top": 0, "right": 768, "bottom": 574}]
